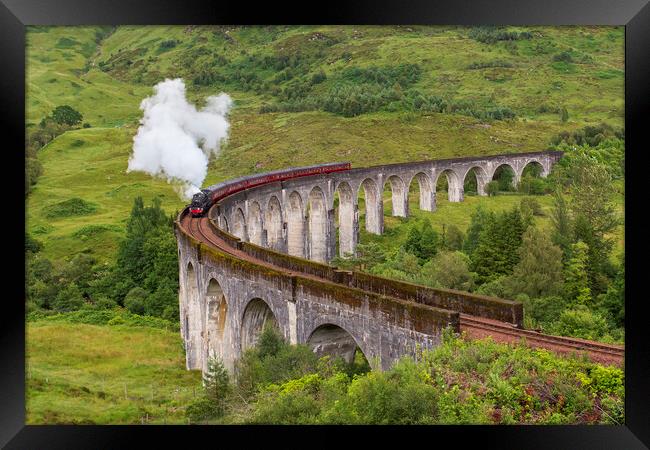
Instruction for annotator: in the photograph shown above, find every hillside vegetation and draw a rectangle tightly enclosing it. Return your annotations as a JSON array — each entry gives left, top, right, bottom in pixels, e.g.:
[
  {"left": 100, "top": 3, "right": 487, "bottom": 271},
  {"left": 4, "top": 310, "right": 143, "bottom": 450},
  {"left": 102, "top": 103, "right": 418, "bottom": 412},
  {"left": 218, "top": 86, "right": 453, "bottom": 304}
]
[
  {"left": 25, "top": 25, "right": 625, "bottom": 425},
  {"left": 27, "top": 25, "right": 623, "bottom": 262},
  {"left": 26, "top": 316, "right": 624, "bottom": 425}
]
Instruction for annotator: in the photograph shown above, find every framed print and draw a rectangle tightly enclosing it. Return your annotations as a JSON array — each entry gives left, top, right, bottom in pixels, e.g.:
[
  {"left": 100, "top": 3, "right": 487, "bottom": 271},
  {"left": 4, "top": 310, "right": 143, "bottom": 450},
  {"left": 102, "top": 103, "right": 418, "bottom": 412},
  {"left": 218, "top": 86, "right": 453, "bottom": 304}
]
[{"left": 2, "top": 0, "right": 649, "bottom": 447}]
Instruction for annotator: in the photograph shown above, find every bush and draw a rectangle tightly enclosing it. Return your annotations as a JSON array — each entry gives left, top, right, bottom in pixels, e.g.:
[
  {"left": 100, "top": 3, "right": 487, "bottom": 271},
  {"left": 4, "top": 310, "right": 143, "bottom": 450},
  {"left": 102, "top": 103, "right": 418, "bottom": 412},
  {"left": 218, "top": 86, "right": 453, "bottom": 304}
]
[
  {"left": 468, "top": 26, "right": 533, "bottom": 44},
  {"left": 51, "top": 105, "right": 83, "bottom": 126},
  {"left": 235, "top": 326, "right": 320, "bottom": 399},
  {"left": 485, "top": 180, "right": 499, "bottom": 196},
  {"left": 26, "top": 232, "right": 43, "bottom": 253},
  {"left": 310, "top": 70, "right": 326, "bottom": 85},
  {"left": 551, "top": 306, "right": 610, "bottom": 341},
  {"left": 43, "top": 198, "right": 97, "bottom": 219},
  {"left": 159, "top": 39, "right": 179, "bottom": 50},
  {"left": 519, "top": 198, "right": 544, "bottom": 219},
  {"left": 186, "top": 397, "right": 225, "bottom": 424},
  {"left": 518, "top": 176, "right": 547, "bottom": 195},
  {"left": 124, "top": 287, "right": 147, "bottom": 315},
  {"left": 421, "top": 251, "right": 475, "bottom": 291},
  {"left": 553, "top": 51, "right": 574, "bottom": 63},
  {"left": 51, "top": 283, "right": 85, "bottom": 312}
]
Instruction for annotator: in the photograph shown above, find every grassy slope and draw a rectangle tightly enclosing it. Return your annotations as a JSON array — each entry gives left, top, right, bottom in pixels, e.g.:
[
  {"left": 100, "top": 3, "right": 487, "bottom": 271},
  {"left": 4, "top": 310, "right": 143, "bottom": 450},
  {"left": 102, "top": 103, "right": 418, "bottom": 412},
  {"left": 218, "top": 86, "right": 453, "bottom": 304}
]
[
  {"left": 26, "top": 321, "right": 201, "bottom": 424},
  {"left": 25, "top": 26, "right": 625, "bottom": 425},
  {"left": 26, "top": 25, "right": 624, "bottom": 263}
]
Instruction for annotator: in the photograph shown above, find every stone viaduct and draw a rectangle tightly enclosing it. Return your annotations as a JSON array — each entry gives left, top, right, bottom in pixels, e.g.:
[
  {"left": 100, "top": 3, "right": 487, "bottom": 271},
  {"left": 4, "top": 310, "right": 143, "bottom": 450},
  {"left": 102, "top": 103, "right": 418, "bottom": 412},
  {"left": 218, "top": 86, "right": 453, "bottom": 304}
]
[{"left": 175, "top": 151, "right": 564, "bottom": 376}]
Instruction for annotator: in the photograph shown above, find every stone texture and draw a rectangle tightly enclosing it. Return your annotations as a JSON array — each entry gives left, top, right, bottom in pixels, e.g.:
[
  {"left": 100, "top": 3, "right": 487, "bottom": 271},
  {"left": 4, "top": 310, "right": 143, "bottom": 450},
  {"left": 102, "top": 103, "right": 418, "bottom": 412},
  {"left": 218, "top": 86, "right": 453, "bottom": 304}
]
[{"left": 179, "top": 151, "right": 562, "bottom": 375}]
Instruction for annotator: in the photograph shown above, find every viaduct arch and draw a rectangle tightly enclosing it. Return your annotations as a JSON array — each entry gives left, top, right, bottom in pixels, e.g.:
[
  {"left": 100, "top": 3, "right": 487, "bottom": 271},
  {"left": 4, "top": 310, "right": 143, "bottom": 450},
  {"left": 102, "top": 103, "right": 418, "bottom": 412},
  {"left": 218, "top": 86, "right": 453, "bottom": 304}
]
[{"left": 175, "top": 151, "right": 617, "bottom": 377}]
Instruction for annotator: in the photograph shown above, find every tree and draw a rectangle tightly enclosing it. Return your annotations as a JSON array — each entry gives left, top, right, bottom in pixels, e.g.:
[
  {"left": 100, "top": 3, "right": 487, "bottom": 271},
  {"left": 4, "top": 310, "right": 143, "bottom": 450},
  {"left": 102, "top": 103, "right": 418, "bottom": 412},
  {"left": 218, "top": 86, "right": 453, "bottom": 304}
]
[
  {"left": 564, "top": 241, "right": 591, "bottom": 305},
  {"left": 403, "top": 219, "right": 439, "bottom": 262},
  {"left": 51, "top": 105, "right": 83, "bottom": 126},
  {"left": 52, "top": 283, "right": 85, "bottom": 312},
  {"left": 463, "top": 206, "right": 494, "bottom": 256},
  {"left": 422, "top": 251, "right": 474, "bottom": 291},
  {"left": 441, "top": 224, "right": 465, "bottom": 251},
  {"left": 356, "top": 242, "right": 385, "bottom": 271},
  {"left": 550, "top": 189, "right": 572, "bottom": 260},
  {"left": 471, "top": 207, "right": 528, "bottom": 284},
  {"left": 506, "top": 227, "right": 564, "bottom": 299},
  {"left": 573, "top": 215, "right": 613, "bottom": 295},
  {"left": 257, "top": 325, "right": 284, "bottom": 359},
  {"left": 203, "top": 357, "right": 231, "bottom": 406},
  {"left": 186, "top": 357, "right": 231, "bottom": 423},
  {"left": 124, "top": 287, "right": 148, "bottom": 315},
  {"left": 597, "top": 257, "right": 624, "bottom": 329},
  {"left": 114, "top": 197, "right": 174, "bottom": 291}
]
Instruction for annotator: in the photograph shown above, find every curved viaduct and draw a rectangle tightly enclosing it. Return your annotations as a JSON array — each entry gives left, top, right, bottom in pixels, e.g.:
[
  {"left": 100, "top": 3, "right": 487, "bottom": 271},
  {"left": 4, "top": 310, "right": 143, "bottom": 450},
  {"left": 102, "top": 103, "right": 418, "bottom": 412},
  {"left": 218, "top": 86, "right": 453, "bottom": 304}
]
[{"left": 175, "top": 150, "right": 623, "bottom": 375}]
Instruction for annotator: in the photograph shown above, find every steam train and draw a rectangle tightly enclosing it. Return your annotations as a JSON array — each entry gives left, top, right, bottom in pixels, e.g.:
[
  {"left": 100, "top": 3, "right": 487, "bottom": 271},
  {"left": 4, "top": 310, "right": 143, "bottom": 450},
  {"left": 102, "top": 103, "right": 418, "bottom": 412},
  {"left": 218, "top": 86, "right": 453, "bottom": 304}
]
[{"left": 189, "top": 162, "right": 352, "bottom": 217}]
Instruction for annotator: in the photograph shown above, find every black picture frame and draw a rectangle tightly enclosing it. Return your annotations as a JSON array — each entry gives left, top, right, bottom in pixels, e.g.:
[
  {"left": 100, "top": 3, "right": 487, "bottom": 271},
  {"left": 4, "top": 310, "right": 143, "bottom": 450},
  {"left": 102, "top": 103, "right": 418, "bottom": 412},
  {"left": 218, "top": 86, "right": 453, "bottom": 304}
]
[{"left": 3, "top": 0, "right": 648, "bottom": 447}]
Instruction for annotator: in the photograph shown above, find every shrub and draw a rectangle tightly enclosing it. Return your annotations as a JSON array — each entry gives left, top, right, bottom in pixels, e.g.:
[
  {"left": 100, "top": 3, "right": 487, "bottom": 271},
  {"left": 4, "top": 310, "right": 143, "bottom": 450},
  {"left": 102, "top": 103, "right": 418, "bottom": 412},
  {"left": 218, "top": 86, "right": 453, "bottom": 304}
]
[
  {"left": 310, "top": 70, "right": 326, "bottom": 85},
  {"left": 422, "top": 251, "right": 475, "bottom": 291},
  {"left": 518, "top": 176, "right": 547, "bottom": 195},
  {"left": 485, "top": 180, "right": 500, "bottom": 196},
  {"left": 124, "top": 287, "right": 147, "bottom": 315},
  {"left": 553, "top": 51, "right": 573, "bottom": 63},
  {"left": 467, "top": 60, "right": 514, "bottom": 70},
  {"left": 186, "top": 397, "right": 224, "bottom": 424},
  {"left": 159, "top": 39, "right": 179, "bottom": 50},
  {"left": 468, "top": 26, "right": 533, "bottom": 44},
  {"left": 51, "top": 105, "right": 83, "bottom": 126},
  {"left": 519, "top": 198, "right": 544, "bottom": 218},
  {"left": 551, "top": 306, "right": 609, "bottom": 340},
  {"left": 43, "top": 198, "right": 97, "bottom": 219}
]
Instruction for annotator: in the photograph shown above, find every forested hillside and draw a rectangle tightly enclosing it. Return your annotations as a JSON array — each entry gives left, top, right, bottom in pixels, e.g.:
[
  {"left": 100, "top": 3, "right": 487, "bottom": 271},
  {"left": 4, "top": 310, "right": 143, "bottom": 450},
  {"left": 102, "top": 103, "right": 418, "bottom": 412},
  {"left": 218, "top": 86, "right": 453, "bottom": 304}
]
[
  {"left": 25, "top": 26, "right": 625, "bottom": 424},
  {"left": 26, "top": 25, "right": 623, "bottom": 262}
]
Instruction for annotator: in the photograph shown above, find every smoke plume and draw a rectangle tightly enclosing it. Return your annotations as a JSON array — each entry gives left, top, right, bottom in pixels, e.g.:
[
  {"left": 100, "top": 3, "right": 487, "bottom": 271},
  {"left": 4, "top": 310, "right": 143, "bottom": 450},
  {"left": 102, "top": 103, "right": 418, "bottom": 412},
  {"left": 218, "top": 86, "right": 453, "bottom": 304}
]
[{"left": 128, "top": 78, "right": 233, "bottom": 200}]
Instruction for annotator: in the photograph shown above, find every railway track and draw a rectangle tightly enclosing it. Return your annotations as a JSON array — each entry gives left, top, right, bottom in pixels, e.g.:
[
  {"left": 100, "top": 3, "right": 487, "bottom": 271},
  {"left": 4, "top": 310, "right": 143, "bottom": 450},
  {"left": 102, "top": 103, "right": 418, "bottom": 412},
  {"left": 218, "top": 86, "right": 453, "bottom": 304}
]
[
  {"left": 180, "top": 212, "right": 624, "bottom": 367},
  {"left": 460, "top": 315, "right": 624, "bottom": 366}
]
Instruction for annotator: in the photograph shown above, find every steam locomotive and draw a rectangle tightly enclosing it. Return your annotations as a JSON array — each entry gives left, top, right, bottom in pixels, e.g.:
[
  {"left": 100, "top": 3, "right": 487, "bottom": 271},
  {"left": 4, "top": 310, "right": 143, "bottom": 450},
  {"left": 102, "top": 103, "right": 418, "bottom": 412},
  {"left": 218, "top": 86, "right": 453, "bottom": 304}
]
[{"left": 189, "top": 162, "right": 352, "bottom": 217}]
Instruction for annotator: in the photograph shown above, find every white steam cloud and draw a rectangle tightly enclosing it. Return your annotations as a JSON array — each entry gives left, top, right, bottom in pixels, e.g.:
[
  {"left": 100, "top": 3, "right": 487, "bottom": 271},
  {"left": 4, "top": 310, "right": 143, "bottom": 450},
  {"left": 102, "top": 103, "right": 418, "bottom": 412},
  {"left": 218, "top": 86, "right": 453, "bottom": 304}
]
[{"left": 128, "top": 78, "right": 233, "bottom": 200}]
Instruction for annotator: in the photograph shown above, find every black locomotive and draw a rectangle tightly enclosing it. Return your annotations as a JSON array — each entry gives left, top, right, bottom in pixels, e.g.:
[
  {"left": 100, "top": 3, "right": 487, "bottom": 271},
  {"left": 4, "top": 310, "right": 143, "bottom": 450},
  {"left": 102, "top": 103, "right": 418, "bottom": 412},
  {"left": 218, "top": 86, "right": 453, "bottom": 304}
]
[{"left": 189, "top": 189, "right": 212, "bottom": 217}]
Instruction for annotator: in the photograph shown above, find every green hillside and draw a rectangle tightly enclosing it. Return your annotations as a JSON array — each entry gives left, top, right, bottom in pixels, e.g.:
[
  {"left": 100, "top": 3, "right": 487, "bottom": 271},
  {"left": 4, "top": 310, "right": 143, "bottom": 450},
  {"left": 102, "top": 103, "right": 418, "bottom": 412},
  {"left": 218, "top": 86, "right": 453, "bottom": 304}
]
[
  {"left": 25, "top": 26, "right": 625, "bottom": 425},
  {"left": 26, "top": 25, "right": 623, "bottom": 263},
  {"left": 27, "top": 318, "right": 201, "bottom": 424}
]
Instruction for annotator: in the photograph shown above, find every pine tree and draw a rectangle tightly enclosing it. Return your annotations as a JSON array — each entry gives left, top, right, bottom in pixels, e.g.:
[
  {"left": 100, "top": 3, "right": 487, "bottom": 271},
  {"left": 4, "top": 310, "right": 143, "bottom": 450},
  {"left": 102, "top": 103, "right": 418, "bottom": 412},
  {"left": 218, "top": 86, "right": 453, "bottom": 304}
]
[
  {"left": 441, "top": 224, "right": 464, "bottom": 251},
  {"left": 418, "top": 220, "right": 440, "bottom": 261},
  {"left": 564, "top": 241, "right": 592, "bottom": 305},
  {"left": 567, "top": 154, "right": 619, "bottom": 295},
  {"left": 507, "top": 227, "right": 564, "bottom": 299},
  {"left": 550, "top": 188, "right": 572, "bottom": 260},
  {"left": 597, "top": 256, "right": 624, "bottom": 328},
  {"left": 403, "top": 222, "right": 423, "bottom": 257},
  {"left": 471, "top": 207, "right": 527, "bottom": 284},
  {"left": 203, "top": 357, "right": 231, "bottom": 408},
  {"left": 463, "top": 206, "right": 494, "bottom": 256}
]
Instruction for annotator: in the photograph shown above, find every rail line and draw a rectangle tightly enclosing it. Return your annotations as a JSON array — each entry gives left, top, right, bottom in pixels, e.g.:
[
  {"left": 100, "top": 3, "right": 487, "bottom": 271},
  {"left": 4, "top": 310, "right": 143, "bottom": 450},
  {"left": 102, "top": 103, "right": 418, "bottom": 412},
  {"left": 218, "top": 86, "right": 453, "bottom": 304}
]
[
  {"left": 460, "top": 314, "right": 623, "bottom": 366},
  {"left": 179, "top": 212, "right": 624, "bottom": 367}
]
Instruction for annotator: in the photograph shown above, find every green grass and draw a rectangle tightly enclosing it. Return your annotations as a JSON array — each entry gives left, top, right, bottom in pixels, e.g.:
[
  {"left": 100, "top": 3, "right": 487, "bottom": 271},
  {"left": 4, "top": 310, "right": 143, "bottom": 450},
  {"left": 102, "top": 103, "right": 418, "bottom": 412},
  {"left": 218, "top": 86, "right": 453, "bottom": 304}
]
[
  {"left": 27, "top": 127, "right": 186, "bottom": 263},
  {"left": 26, "top": 320, "right": 202, "bottom": 424},
  {"left": 26, "top": 25, "right": 624, "bottom": 264}
]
